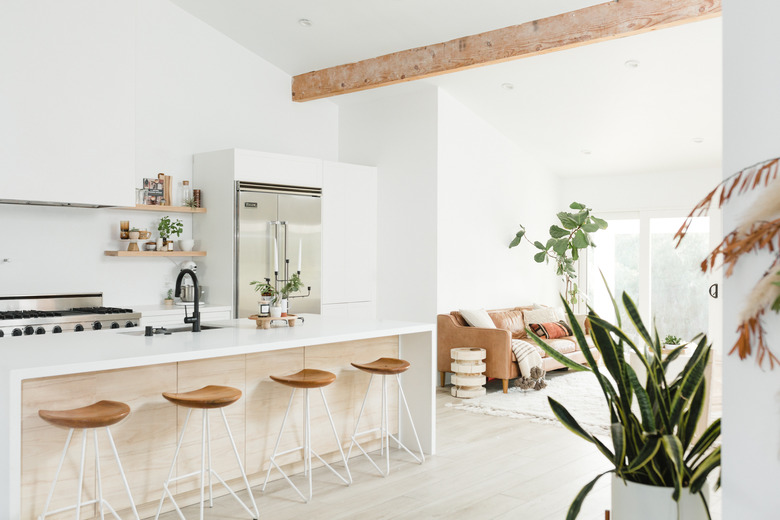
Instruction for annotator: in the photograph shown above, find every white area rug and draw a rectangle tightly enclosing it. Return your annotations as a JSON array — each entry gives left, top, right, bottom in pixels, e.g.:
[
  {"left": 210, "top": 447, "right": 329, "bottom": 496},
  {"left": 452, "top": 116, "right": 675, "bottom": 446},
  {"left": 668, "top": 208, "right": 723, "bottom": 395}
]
[{"left": 446, "top": 370, "right": 611, "bottom": 434}]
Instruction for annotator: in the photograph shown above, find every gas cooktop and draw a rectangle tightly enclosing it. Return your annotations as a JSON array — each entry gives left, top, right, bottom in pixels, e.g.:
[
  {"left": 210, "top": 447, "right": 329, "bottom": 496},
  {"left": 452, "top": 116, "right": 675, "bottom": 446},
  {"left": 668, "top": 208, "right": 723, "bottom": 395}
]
[{"left": 0, "top": 294, "right": 141, "bottom": 337}]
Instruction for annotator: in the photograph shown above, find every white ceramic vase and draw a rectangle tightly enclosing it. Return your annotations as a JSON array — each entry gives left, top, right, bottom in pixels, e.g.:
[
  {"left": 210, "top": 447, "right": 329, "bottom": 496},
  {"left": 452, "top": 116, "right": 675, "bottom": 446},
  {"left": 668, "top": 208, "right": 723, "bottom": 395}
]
[
  {"left": 611, "top": 475, "right": 710, "bottom": 520},
  {"left": 269, "top": 306, "right": 282, "bottom": 318},
  {"left": 178, "top": 239, "right": 195, "bottom": 251}
]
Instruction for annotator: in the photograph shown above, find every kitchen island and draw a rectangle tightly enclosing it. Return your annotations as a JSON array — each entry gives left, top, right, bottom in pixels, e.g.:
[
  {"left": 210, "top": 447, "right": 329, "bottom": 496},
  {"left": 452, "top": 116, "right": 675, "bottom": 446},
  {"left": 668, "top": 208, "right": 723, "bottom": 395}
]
[{"left": 0, "top": 315, "right": 435, "bottom": 519}]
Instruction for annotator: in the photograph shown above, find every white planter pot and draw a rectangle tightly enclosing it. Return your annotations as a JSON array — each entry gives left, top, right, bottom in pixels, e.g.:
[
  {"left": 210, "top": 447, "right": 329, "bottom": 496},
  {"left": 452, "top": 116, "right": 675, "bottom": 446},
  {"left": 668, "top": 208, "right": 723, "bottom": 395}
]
[
  {"left": 178, "top": 239, "right": 195, "bottom": 251},
  {"left": 611, "top": 475, "right": 710, "bottom": 520},
  {"left": 269, "top": 306, "right": 282, "bottom": 318}
]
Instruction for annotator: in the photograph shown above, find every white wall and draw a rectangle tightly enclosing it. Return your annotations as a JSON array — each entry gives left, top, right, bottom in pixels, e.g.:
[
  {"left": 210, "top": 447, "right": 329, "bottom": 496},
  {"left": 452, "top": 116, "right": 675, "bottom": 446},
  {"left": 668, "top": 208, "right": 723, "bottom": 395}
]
[
  {"left": 436, "top": 91, "right": 559, "bottom": 312},
  {"left": 0, "top": 0, "right": 337, "bottom": 306},
  {"left": 338, "top": 86, "right": 439, "bottom": 323},
  {"left": 722, "top": 1, "right": 780, "bottom": 516},
  {"left": 560, "top": 168, "right": 721, "bottom": 214}
]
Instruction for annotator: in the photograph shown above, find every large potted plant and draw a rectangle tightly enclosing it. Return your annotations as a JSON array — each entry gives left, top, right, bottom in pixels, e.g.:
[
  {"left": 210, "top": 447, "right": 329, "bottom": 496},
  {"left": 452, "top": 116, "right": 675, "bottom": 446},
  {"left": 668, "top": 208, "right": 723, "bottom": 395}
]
[{"left": 528, "top": 291, "right": 720, "bottom": 519}]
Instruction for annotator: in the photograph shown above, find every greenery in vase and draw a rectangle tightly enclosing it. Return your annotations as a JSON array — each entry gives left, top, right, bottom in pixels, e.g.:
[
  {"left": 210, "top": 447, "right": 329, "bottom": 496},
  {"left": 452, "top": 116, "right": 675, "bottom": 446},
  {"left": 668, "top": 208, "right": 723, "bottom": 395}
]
[
  {"left": 509, "top": 202, "right": 607, "bottom": 305},
  {"left": 281, "top": 273, "right": 304, "bottom": 299},
  {"left": 158, "top": 216, "right": 183, "bottom": 239},
  {"left": 527, "top": 287, "right": 720, "bottom": 519},
  {"left": 663, "top": 334, "right": 683, "bottom": 345}
]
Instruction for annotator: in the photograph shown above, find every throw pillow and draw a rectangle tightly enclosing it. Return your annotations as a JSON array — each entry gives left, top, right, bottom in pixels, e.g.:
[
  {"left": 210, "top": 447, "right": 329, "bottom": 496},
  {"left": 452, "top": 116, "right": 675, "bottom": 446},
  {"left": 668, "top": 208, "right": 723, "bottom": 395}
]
[
  {"left": 459, "top": 308, "right": 496, "bottom": 329},
  {"left": 529, "top": 320, "right": 574, "bottom": 339},
  {"left": 523, "top": 307, "right": 561, "bottom": 326}
]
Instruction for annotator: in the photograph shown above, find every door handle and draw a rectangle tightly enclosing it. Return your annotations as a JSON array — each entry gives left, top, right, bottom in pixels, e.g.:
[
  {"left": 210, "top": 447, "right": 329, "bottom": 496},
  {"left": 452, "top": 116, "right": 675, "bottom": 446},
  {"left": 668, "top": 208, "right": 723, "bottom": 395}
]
[{"left": 709, "top": 283, "right": 719, "bottom": 299}]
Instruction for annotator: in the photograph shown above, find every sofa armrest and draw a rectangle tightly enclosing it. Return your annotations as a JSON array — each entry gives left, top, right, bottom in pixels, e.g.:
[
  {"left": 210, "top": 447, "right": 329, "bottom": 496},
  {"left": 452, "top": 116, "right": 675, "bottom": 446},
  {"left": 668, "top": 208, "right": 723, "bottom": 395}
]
[{"left": 437, "top": 314, "right": 513, "bottom": 379}]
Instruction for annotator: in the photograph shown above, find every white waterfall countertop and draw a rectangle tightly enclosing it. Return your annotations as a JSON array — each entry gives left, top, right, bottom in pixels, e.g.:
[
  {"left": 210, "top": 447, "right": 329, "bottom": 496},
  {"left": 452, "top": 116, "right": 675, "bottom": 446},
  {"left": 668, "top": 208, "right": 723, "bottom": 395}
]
[{"left": 0, "top": 314, "right": 436, "bottom": 518}]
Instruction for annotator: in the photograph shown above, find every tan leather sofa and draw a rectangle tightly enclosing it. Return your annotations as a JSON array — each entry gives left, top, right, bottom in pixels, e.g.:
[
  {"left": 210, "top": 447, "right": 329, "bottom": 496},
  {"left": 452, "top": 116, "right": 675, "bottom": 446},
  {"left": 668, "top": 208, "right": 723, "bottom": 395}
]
[{"left": 437, "top": 306, "right": 600, "bottom": 393}]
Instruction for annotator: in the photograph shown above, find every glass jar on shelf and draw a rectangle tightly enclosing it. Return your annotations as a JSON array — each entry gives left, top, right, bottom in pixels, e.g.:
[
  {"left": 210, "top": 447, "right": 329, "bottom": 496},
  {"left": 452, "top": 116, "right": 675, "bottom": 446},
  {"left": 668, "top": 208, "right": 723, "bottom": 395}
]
[{"left": 180, "top": 180, "right": 193, "bottom": 207}]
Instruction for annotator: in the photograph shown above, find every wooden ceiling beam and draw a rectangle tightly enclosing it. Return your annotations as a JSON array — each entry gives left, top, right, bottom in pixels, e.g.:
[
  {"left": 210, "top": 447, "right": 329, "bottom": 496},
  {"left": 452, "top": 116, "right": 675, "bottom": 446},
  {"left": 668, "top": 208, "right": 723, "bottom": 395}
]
[{"left": 291, "top": 0, "right": 721, "bottom": 102}]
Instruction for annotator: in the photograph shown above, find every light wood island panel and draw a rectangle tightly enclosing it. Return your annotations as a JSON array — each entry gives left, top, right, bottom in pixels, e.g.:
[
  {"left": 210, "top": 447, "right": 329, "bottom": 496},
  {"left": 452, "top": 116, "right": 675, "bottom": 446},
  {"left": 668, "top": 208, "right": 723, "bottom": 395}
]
[{"left": 20, "top": 337, "right": 399, "bottom": 519}]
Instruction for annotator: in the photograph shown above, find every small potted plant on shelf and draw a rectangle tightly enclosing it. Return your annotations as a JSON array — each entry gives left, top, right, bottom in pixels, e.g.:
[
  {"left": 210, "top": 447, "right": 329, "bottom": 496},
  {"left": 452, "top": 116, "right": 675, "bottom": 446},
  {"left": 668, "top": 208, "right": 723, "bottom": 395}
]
[
  {"left": 250, "top": 279, "right": 276, "bottom": 316},
  {"left": 158, "top": 216, "right": 183, "bottom": 251},
  {"left": 164, "top": 288, "right": 174, "bottom": 307},
  {"left": 528, "top": 290, "right": 720, "bottom": 520}
]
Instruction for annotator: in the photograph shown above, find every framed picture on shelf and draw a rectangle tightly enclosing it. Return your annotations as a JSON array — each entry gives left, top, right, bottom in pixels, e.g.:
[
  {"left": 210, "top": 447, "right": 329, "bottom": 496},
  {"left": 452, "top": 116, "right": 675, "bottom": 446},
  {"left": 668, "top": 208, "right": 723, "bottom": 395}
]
[{"left": 142, "top": 178, "right": 164, "bottom": 205}]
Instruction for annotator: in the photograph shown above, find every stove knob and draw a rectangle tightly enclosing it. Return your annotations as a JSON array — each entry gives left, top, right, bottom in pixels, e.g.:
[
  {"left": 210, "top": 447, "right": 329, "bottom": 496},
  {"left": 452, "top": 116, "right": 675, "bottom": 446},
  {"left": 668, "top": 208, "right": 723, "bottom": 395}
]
[
  {"left": 35, "top": 327, "right": 45, "bottom": 335},
  {"left": 92, "top": 321, "right": 103, "bottom": 330},
  {"left": 52, "top": 325, "right": 62, "bottom": 334},
  {"left": 110, "top": 322, "right": 120, "bottom": 329},
  {"left": 0, "top": 330, "right": 3, "bottom": 338},
  {"left": 74, "top": 324, "right": 84, "bottom": 332},
  {"left": 24, "top": 326, "right": 34, "bottom": 336},
  {"left": 12, "top": 328, "right": 22, "bottom": 337},
  {"left": 125, "top": 321, "right": 136, "bottom": 328}
]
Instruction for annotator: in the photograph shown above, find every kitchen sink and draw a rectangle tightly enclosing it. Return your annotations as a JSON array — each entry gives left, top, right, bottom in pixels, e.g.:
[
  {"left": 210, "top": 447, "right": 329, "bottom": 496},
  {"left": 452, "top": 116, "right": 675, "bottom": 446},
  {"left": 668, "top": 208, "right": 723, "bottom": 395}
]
[{"left": 120, "top": 325, "right": 224, "bottom": 336}]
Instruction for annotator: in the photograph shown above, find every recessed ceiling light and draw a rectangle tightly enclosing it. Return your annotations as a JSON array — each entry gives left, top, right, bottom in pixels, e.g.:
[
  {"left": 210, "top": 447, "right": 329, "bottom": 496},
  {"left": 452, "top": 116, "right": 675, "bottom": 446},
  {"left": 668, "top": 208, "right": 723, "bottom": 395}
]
[
  {"left": 624, "top": 60, "right": 640, "bottom": 69},
  {"left": 692, "top": 137, "right": 704, "bottom": 144},
  {"left": 581, "top": 149, "right": 592, "bottom": 155},
  {"left": 501, "top": 82, "right": 515, "bottom": 90},
  {"left": 298, "top": 18, "right": 312, "bottom": 27}
]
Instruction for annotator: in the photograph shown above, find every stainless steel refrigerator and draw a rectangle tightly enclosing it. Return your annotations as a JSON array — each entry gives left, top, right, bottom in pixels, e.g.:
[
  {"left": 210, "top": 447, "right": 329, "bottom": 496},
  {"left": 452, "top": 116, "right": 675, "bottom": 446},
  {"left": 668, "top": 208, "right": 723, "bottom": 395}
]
[{"left": 235, "top": 182, "right": 321, "bottom": 318}]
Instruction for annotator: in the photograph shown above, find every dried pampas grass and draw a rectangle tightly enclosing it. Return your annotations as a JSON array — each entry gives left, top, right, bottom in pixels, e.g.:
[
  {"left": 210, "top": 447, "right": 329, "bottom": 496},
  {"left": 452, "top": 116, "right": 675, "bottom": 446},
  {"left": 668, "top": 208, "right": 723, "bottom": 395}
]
[{"left": 676, "top": 157, "right": 780, "bottom": 369}]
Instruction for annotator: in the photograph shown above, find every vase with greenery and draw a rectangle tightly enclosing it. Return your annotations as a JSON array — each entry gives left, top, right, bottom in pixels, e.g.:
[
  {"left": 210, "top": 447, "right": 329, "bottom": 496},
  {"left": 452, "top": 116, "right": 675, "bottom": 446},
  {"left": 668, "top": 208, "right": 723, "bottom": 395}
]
[
  {"left": 158, "top": 216, "right": 183, "bottom": 249},
  {"left": 510, "top": 202, "right": 607, "bottom": 305},
  {"left": 279, "top": 273, "right": 305, "bottom": 316},
  {"left": 676, "top": 157, "right": 780, "bottom": 368},
  {"left": 528, "top": 289, "right": 720, "bottom": 519}
]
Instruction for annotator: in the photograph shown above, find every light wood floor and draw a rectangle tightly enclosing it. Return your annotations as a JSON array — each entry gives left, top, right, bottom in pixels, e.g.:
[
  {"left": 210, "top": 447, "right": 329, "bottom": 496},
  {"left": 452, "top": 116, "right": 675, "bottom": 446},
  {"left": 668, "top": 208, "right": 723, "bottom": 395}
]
[{"left": 152, "top": 378, "right": 721, "bottom": 520}]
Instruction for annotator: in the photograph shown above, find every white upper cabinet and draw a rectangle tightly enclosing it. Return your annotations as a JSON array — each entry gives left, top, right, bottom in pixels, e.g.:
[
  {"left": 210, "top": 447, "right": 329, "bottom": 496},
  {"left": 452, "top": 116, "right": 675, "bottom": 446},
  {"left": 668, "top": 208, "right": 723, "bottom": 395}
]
[
  {"left": 0, "top": 1, "right": 135, "bottom": 206},
  {"left": 322, "top": 161, "right": 377, "bottom": 306}
]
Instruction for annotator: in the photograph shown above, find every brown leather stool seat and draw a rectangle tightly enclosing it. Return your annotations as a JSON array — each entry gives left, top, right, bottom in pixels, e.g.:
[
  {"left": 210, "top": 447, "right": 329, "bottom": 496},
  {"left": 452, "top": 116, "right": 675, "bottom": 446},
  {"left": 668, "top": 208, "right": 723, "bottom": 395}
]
[
  {"left": 39, "top": 400, "right": 130, "bottom": 429},
  {"left": 162, "top": 385, "right": 242, "bottom": 409},
  {"left": 351, "top": 357, "right": 411, "bottom": 375},
  {"left": 270, "top": 369, "right": 336, "bottom": 389}
]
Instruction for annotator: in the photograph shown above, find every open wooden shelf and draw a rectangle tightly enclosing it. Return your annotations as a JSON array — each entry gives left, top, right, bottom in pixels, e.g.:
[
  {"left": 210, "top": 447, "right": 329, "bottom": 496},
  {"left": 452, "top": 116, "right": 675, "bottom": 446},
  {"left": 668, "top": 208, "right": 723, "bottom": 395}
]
[
  {"left": 104, "top": 251, "right": 207, "bottom": 257},
  {"left": 118, "top": 205, "right": 206, "bottom": 213}
]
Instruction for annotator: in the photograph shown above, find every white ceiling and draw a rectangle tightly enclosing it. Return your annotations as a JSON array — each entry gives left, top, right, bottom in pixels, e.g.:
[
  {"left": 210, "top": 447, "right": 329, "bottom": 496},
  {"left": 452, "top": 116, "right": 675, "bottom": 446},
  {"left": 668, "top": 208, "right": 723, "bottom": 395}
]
[{"left": 172, "top": 0, "right": 722, "bottom": 178}]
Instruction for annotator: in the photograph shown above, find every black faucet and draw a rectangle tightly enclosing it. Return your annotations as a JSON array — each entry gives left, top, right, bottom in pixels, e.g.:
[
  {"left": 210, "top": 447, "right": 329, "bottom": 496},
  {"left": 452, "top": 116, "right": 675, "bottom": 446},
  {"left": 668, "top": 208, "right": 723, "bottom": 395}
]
[{"left": 175, "top": 268, "right": 201, "bottom": 332}]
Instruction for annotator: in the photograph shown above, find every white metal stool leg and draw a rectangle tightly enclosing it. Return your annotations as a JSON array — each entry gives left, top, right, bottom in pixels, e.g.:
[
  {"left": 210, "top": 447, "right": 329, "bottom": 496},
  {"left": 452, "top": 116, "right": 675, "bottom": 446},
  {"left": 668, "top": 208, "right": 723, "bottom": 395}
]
[
  {"left": 155, "top": 407, "right": 259, "bottom": 520},
  {"left": 262, "top": 386, "right": 351, "bottom": 503},
  {"left": 38, "top": 427, "right": 139, "bottom": 520},
  {"left": 348, "top": 373, "right": 425, "bottom": 478}
]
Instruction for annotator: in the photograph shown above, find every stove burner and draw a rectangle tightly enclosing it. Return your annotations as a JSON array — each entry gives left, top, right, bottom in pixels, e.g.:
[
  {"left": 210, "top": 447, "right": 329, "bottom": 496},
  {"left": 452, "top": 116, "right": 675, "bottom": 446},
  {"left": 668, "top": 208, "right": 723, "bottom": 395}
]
[
  {"left": 70, "top": 307, "right": 135, "bottom": 314},
  {"left": 0, "top": 310, "right": 63, "bottom": 320}
]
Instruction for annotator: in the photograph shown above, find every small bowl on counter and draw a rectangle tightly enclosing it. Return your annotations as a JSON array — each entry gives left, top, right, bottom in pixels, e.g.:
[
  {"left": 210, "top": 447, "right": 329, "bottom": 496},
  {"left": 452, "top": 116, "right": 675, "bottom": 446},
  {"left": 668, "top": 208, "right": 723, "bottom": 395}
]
[{"left": 144, "top": 241, "right": 157, "bottom": 251}]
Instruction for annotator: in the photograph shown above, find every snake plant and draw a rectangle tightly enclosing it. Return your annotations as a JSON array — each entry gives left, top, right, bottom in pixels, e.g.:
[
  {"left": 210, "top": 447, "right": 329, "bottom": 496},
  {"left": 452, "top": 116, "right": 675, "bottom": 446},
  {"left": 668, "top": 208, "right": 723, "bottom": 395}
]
[{"left": 527, "top": 290, "right": 721, "bottom": 520}]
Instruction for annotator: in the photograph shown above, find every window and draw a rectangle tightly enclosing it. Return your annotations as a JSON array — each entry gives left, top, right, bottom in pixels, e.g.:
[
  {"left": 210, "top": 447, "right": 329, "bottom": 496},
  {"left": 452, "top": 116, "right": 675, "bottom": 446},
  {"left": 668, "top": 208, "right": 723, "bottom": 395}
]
[{"left": 585, "top": 213, "right": 712, "bottom": 345}]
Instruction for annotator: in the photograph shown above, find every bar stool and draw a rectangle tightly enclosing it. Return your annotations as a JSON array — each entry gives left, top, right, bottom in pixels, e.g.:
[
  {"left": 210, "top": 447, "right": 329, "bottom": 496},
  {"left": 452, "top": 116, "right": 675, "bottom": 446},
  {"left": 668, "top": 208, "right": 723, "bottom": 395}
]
[
  {"left": 262, "top": 369, "right": 351, "bottom": 502},
  {"left": 38, "top": 400, "right": 139, "bottom": 520},
  {"left": 154, "top": 385, "right": 259, "bottom": 520},
  {"left": 348, "top": 357, "right": 424, "bottom": 477}
]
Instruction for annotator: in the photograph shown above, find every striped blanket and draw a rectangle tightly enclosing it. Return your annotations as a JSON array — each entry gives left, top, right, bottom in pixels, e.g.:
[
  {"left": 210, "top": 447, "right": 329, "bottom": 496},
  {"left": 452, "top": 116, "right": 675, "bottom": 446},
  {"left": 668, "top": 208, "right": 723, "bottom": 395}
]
[{"left": 511, "top": 339, "right": 547, "bottom": 390}]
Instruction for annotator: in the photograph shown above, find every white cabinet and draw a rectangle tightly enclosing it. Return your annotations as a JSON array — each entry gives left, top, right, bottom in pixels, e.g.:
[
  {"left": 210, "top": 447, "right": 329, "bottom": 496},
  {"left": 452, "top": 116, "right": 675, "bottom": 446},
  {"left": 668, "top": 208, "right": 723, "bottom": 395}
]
[
  {"left": 0, "top": 1, "right": 135, "bottom": 207},
  {"left": 321, "top": 302, "right": 377, "bottom": 320},
  {"left": 322, "top": 161, "right": 377, "bottom": 311}
]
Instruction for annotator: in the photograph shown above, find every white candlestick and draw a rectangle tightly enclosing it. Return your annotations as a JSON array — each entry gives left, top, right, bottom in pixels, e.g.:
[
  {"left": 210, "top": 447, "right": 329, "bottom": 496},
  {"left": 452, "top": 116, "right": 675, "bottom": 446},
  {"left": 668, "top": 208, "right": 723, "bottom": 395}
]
[
  {"left": 273, "top": 237, "right": 279, "bottom": 272},
  {"left": 298, "top": 239, "right": 302, "bottom": 273}
]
